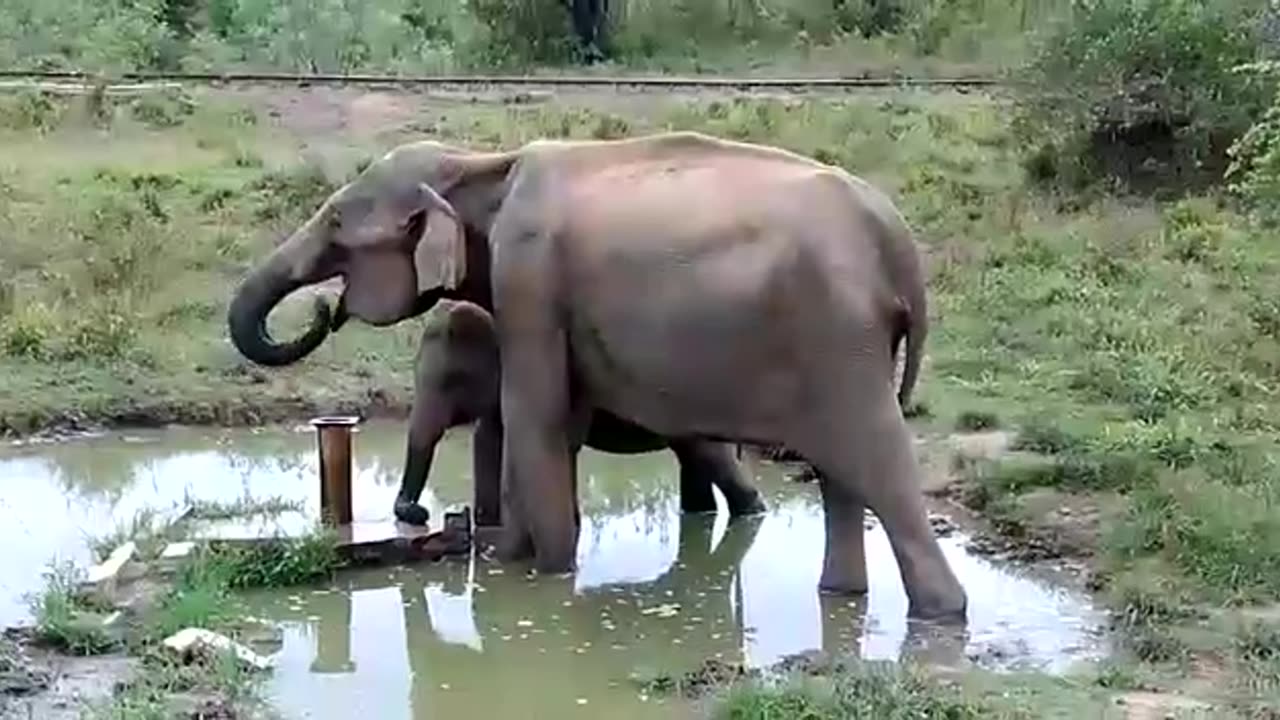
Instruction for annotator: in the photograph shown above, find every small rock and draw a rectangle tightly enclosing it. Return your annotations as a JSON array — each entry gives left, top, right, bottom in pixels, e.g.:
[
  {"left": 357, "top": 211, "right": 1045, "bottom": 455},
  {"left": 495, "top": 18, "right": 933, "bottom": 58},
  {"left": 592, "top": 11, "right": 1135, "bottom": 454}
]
[
  {"left": 81, "top": 542, "right": 137, "bottom": 600},
  {"left": 928, "top": 513, "right": 957, "bottom": 537},
  {"left": 160, "top": 542, "right": 196, "bottom": 560},
  {"left": 162, "top": 628, "right": 273, "bottom": 671}
]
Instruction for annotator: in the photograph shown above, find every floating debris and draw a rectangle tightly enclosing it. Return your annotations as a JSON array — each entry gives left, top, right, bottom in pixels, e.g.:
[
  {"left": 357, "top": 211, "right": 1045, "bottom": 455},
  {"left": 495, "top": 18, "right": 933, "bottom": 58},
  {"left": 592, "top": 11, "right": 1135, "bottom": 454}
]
[
  {"left": 631, "top": 658, "right": 753, "bottom": 699},
  {"left": 640, "top": 603, "right": 681, "bottom": 618}
]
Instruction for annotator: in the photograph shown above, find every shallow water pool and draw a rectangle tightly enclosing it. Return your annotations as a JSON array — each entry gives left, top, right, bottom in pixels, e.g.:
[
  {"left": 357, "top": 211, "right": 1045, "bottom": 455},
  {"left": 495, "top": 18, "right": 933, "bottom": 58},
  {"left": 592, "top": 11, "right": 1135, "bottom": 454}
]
[{"left": 1, "top": 420, "right": 1109, "bottom": 718}]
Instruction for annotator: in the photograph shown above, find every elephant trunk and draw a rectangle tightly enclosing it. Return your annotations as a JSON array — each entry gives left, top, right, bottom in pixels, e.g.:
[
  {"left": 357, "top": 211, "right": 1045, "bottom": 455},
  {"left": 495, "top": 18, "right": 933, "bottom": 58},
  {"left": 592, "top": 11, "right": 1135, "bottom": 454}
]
[{"left": 227, "top": 255, "right": 333, "bottom": 367}]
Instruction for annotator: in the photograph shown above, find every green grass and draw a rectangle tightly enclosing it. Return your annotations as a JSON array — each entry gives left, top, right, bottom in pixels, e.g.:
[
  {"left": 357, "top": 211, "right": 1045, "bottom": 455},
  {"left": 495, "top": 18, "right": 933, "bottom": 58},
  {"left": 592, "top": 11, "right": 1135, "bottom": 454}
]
[
  {"left": 711, "top": 664, "right": 987, "bottom": 719},
  {"left": 86, "top": 507, "right": 191, "bottom": 563},
  {"left": 26, "top": 560, "right": 118, "bottom": 655},
  {"left": 184, "top": 494, "right": 305, "bottom": 522},
  {"left": 199, "top": 529, "right": 343, "bottom": 590},
  {"left": 704, "top": 660, "right": 1126, "bottom": 720}
]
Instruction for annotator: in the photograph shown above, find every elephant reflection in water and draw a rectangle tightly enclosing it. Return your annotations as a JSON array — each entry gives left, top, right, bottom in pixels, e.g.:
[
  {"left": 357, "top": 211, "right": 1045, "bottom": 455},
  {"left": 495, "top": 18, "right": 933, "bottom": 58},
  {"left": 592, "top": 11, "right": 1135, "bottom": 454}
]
[
  {"left": 281, "top": 511, "right": 968, "bottom": 717},
  {"left": 395, "top": 512, "right": 764, "bottom": 714}
]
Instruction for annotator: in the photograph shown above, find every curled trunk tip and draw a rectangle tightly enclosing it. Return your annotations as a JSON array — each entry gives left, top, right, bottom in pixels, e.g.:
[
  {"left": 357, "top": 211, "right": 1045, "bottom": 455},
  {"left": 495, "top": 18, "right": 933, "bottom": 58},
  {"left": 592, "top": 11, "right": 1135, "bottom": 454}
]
[{"left": 227, "top": 266, "right": 332, "bottom": 367}]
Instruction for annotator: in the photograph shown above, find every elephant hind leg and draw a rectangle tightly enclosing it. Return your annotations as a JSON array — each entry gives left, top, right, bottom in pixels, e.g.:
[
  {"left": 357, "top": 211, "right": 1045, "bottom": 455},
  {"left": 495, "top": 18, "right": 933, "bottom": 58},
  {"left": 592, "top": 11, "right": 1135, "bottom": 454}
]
[
  {"left": 671, "top": 440, "right": 767, "bottom": 517},
  {"left": 790, "top": 380, "right": 967, "bottom": 621}
]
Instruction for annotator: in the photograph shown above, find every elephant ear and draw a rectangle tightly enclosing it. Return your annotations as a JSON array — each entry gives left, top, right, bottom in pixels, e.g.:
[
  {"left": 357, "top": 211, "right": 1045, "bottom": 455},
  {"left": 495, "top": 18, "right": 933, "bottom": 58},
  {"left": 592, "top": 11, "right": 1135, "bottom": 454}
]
[{"left": 411, "top": 182, "right": 467, "bottom": 293}]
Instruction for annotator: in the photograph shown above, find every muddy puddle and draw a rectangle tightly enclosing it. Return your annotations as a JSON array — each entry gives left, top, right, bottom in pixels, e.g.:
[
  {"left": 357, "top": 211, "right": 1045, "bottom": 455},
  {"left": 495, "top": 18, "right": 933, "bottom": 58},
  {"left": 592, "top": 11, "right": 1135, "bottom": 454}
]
[{"left": 1, "top": 420, "right": 1110, "bottom": 718}]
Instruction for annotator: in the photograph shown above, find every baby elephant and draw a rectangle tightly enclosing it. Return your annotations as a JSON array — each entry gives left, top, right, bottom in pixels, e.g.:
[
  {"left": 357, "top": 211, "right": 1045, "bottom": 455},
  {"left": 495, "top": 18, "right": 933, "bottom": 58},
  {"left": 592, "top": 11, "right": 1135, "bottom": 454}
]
[{"left": 395, "top": 299, "right": 767, "bottom": 527}]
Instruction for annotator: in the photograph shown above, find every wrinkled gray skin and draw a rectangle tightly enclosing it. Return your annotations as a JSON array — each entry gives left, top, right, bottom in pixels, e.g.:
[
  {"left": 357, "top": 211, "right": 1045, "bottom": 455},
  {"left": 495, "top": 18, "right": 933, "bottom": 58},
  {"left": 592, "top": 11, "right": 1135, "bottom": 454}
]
[
  {"left": 395, "top": 298, "right": 766, "bottom": 527},
  {"left": 224, "top": 131, "right": 964, "bottom": 621}
]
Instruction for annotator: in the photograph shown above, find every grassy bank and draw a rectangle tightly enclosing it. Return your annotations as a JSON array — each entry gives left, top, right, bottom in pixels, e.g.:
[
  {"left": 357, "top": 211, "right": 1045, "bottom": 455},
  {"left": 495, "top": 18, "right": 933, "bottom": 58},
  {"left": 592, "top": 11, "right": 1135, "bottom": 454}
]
[
  {"left": 3, "top": 65, "right": 1280, "bottom": 713},
  {"left": 16, "top": 504, "right": 343, "bottom": 718},
  {"left": 0, "top": 88, "right": 424, "bottom": 436}
]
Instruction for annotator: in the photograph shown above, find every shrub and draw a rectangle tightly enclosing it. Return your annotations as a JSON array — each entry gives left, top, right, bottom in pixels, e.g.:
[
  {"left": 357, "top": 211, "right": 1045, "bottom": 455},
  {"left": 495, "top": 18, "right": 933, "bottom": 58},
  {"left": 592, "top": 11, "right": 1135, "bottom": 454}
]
[
  {"left": 0, "top": 91, "right": 66, "bottom": 133},
  {"left": 128, "top": 90, "right": 197, "bottom": 128},
  {"left": 0, "top": 0, "right": 174, "bottom": 73},
  {"left": 1014, "top": 0, "right": 1271, "bottom": 193},
  {"left": 464, "top": 0, "right": 576, "bottom": 67},
  {"left": 1227, "top": 61, "right": 1280, "bottom": 226},
  {"left": 1, "top": 301, "right": 57, "bottom": 359}
]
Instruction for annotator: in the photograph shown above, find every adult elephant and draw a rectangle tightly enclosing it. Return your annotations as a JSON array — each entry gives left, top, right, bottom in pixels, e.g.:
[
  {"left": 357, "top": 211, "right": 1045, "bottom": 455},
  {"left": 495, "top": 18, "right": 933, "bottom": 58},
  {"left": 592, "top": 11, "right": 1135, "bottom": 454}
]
[
  {"left": 394, "top": 297, "right": 766, "bottom": 527},
  {"left": 225, "top": 131, "right": 964, "bottom": 620}
]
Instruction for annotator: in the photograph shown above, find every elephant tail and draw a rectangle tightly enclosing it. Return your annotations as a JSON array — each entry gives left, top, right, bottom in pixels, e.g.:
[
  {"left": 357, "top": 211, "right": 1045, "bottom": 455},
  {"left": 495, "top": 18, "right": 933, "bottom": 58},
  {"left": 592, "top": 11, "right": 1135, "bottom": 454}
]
[{"left": 895, "top": 286, "right": 927, "bottom": 412}]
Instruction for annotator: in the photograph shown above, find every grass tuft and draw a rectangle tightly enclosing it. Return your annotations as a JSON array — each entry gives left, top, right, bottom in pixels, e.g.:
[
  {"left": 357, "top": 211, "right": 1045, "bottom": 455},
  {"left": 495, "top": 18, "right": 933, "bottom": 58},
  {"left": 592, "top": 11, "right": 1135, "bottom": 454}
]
[
  {"left": 26, "top": 560, "right": 118, "bottom": 655},
  {"left": 711, "top": 661, "right": 989, "bottom": 720}
]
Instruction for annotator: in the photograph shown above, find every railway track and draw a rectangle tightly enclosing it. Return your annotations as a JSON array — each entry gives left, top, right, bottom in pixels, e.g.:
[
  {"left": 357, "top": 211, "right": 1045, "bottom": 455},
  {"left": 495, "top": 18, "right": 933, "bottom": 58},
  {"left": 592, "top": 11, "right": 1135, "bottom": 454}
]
[{"left": 0, "top": 69, "right": 1009, "bottom": 94}]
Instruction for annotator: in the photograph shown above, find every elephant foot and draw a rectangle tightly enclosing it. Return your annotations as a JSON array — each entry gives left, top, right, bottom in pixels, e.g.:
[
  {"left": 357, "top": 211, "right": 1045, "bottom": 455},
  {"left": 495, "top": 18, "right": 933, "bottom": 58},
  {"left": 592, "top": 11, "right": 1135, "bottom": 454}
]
[
  {"left": 906, "top": 596, "right": 969, "bottom": 624},
  {"left": 818, "top": 577, "right": 870, "bottom": 596},
  {"left": 496, "top": 526, "right": 535, "bottom": 563},
  {"left": 727, "top": 492, "right": 768, "bottom": 518},
  {"left": 394, "top": 499, "right": 430, "bottom": 526},
  {"left": 819, "top": 546, "right": 868, "bottom": 596},
  {"left": 903, "top": 579, "right": 969, "bottom": 623},
  {"left": 532, "top": 552, "right": 576, "bottom": 577}
]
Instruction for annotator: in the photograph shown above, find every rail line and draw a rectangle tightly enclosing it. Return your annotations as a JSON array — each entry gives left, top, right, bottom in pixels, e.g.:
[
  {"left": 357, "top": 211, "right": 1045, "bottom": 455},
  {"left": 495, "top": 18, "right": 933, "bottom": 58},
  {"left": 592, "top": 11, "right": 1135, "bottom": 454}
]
[{"left": 0, "top": 69, "right": 1009, "bottom": 93}]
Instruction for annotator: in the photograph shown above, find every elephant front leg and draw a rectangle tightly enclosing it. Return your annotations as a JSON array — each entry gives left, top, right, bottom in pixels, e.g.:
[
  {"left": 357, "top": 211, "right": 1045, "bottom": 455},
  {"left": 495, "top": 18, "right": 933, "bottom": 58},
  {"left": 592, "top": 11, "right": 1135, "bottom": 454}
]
[
  {"left": 394, "top": 398, "right": 449, "bottom": 526},
  {"left": 496, "top": 328, "right": 579, "bottom": 574},
  {"left": 670, "top": 441, "right": 767, "bottom": 517},
  {"left": 472, "top": 409, "right": 503, "bottom": 528}
]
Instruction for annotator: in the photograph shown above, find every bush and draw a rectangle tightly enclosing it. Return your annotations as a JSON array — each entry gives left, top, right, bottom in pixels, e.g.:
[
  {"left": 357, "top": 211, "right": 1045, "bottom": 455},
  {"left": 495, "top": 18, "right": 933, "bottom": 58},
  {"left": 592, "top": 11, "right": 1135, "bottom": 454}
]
[
  {"left": 0, "top": 0, "right": 174, "bottom": 73},
  {"left": 128, "top": 90, "right": 197, "bottom": 128},
  {"left": 465, "top": 0, "right": 577, "bottom": 67},
  {"left": 1014, "top": 0, "right": 1271, "bottom": 193},
  {"left": 1227, "top": 61, "right": 1280, "bottom": 226},
  {"left": 0, "top": 91, "right": 67, "bottom": 133}
]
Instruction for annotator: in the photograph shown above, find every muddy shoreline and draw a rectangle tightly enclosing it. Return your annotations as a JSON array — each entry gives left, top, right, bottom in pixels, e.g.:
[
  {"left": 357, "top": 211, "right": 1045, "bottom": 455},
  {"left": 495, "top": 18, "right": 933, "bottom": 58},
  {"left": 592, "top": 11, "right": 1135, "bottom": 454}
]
[{"left": 0, "top": 393, "right": 414, "bottom": 444}]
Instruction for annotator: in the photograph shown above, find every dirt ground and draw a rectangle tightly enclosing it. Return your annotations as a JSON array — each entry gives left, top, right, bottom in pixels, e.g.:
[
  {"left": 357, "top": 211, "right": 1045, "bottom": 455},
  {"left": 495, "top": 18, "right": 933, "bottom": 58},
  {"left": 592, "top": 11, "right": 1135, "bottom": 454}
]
[{"left": 0, "top": 629, "right": 137, "bottom": 720}]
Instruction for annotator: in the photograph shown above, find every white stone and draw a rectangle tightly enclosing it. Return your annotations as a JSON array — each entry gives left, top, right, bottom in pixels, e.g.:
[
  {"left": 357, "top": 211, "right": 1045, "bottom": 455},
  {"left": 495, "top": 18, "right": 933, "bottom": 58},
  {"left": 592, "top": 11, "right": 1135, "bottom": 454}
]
[
  {"left": 162, "top": 628, "right": 274, "bottom": 671},
  {"left": 84, "top": 542, "right": 136, "bottom": 595},
  {"left": 160, "top": 542, "right": 196, "bottom": 559}
]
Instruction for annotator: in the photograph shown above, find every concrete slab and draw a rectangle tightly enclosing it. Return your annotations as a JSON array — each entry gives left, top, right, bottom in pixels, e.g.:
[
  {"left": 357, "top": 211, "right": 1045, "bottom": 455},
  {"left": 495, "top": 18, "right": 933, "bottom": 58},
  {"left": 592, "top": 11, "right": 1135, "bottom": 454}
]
[
  {"left": 336, "top": 513, "right": 472, "bottom": 567},
  {"left": 155, "top": 541, "right": 198, "bottom": 577},
  {"left": 81, "top": 542, "right": 136, "bottom": 600},
  {"left": 162, "top": 628, "right": 274, "bottom": 671},
  {"left": 160, "top": 542, "right": 196, "bottom": 559},
  {"left": 183, "top": 508, "right": 474, "bottom": 568}
]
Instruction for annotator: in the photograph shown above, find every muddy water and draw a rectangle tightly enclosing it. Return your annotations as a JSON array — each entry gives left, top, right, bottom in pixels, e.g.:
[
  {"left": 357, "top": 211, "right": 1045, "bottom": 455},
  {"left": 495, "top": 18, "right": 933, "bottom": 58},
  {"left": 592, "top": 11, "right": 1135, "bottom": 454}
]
[{"left": 1, "top": 421, "right": 1109, "bottom": 718}]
